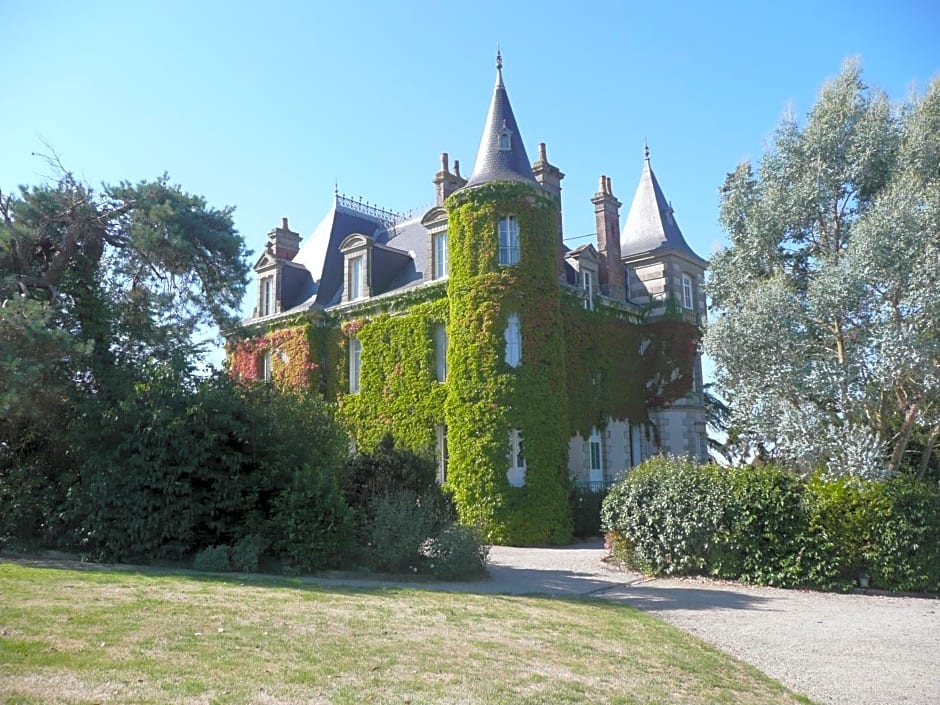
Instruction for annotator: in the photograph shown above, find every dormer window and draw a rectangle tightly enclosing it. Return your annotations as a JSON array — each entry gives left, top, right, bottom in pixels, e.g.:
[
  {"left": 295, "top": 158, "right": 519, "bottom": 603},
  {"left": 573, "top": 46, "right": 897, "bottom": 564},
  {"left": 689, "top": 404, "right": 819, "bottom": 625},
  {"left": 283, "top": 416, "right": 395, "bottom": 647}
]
[
  {"left": 350, "top": 256, "right": 364, "bottom": 300},
  {"left": 497, "top": 120, "right": 512, "bottom": 151},
  {"left": 433, "top": 231, "right": 448, "bottom": 279},
  {"left": 498, "top": 216, "right": 520, "bottom": 265},
  {"left": 261, "top": 277, "right": 273, "bottom": 317}
]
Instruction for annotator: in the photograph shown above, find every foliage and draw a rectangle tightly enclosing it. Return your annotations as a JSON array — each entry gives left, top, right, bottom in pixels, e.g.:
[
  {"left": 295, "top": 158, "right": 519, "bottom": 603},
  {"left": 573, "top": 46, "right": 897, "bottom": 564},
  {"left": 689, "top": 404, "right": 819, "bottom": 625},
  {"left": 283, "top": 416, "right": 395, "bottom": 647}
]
[
  {"left": 365, "top": 489, "right": 441, "bottom": 573},
  {"left": 601, "top": 456, "right": 725, "bottom": 575},
  {"left": 569, "top": 485, "right": 609, "bottom": 538},
  {"left": 271, "top": 466, "right": 355, "bottom": 573},
  {"left": 603, "top": 456, "right": 940, "bottom": 592},
  {"left": 192, "top": 545, "right": 233, "bottom": 573},
  {"left": 63, "top": 363, "right": 349, "bottom": 562},
  {"left": 425, "top": 524, "right": 490, "bottom": 579},
  {"left": 444, "top": 181, "right": 572, "bottom": 545},
  {"left": 705, "top": 60, "right": 940, "bottom": 478},
  {"left": 230, "top": 534, "right": 265, "bottom": 572}
]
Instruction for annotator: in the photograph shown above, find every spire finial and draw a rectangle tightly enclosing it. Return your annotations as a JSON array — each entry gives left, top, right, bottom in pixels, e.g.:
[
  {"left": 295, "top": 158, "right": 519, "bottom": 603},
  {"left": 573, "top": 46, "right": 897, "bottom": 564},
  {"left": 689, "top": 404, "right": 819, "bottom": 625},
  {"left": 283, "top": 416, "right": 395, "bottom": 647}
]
[
  {"left": 496, "top": 45, "right": 502, "bottom": 71},
  {"left": 644, "top": 139, "right": 650, "bottom": 162}
]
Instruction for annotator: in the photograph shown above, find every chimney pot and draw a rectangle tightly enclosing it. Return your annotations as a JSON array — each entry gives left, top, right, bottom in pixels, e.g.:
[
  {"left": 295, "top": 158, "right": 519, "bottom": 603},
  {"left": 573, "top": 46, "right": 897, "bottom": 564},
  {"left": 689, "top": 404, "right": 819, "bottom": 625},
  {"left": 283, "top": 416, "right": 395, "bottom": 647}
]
[
  {"left": 454, "top": 159, "right": 461, "bottom": 178},
  {"left": 281, "top": 217, "right": 289, "bottom": 230},
  {"left": 538, "top": 142, "right": 547, "bottom": 161},
  {"left": 441, "top": 152, "right": 449, "bottom": 173}
]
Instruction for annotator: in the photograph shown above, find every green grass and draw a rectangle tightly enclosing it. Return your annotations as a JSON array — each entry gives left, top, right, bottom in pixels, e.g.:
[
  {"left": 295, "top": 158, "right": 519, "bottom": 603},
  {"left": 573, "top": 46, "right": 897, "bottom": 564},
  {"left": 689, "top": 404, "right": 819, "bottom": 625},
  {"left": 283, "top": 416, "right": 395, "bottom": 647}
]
[{"left": 0, "top": 560, "right": 816, "bottom": 705}]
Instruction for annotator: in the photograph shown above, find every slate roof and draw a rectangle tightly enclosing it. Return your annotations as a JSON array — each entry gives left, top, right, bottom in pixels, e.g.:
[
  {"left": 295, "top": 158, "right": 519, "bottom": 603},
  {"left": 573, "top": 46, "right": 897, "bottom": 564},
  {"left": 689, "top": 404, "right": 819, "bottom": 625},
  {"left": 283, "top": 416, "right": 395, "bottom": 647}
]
[
  {"left": 621, "top": 151, "right": 706, "bottom": 265},
  {"left": 464, "top": 54, "right": 536, "bottom": 188}
]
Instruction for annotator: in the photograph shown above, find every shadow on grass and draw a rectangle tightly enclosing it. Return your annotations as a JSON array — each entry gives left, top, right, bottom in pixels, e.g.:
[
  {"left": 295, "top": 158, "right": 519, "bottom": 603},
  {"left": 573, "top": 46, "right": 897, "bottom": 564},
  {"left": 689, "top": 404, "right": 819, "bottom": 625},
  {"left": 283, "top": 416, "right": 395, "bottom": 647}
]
[{"left": 0, "top": 550, "right": 775, "bottom": 614}]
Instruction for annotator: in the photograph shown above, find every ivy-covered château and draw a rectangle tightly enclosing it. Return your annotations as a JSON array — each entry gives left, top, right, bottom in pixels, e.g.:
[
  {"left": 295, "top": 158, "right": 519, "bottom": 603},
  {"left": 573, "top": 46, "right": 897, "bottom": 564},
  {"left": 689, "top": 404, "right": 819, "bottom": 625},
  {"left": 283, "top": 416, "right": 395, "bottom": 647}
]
[{"left": 228, "top": 55, "right": 708, "bottom": 544}]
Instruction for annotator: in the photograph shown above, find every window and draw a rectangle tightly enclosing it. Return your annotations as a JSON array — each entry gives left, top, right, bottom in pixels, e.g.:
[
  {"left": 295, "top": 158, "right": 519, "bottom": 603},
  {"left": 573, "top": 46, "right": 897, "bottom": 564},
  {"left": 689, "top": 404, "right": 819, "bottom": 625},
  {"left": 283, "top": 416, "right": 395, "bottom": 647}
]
[
  {"left": 498, "top": 130, "right": 511, "bottom": 151},
  {"left": 504, "top": 313, "right": 521, "bottom": 368},
  {"left": 498, "top": 216, "right": 519, "bottom": 265},
  {"left": 682, "top": 274, "right": 694, "bottom": 310},
  {"left": 262, "top": 350, "right": 273, "bottom": 382},
  {"left": 349, "top": 338, "right": 361, "bottom": 393},
  {"left": 434, "top": 324, "right": 448, "bottom": 382},
  {"left": 579, "top": 270, "right": 594, "bottom": 310},
  {"left": 350, "top": 256, "right": 364, "bottom": 300},
  {"left": 261, "top": 277, "right": 273, "bottom": 316},
  {"left": 588, "top": 428, "right": 604, "bottom": 488},
  {"left": 433, "top": 231, "right": 448, "bottom": 279},
  {"left": 436, "top": 425, "right": 449, "bottom": 484},
  {"left": 507, "top": 428, "right": 525, "bottom": 487}
]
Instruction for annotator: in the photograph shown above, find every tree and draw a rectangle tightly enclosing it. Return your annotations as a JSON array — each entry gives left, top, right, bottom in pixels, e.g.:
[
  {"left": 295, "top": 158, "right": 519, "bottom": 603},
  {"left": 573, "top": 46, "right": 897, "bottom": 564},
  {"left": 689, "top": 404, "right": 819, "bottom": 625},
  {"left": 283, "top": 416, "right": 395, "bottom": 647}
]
[
  {"left": 0, "top": 163, "right": 251, "bottom": 541},
  {"left": 705, "top": 60, "right": 940, "bottom": 479}
]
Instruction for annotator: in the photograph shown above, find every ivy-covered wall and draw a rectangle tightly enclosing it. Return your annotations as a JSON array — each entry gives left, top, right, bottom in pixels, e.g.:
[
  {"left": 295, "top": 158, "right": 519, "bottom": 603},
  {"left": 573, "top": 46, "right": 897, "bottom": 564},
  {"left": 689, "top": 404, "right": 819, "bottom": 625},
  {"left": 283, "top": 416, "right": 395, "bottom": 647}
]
[
  {"left": 444, "top": 182, "right": 572, "bottom": 545},
  {"left": 338, "top": 298, "right": 448, "bottom": 453},
  {"left": 228, "top": 187, "right": 699, "bottom": 547}
]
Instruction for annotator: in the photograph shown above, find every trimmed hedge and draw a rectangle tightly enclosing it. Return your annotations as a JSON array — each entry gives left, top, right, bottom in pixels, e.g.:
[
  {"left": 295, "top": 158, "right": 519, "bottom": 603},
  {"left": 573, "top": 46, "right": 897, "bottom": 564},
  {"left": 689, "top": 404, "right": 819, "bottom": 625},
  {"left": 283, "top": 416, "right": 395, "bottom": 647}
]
[{"left": 601, "top": 456, "right": 940, "bottom": 592}]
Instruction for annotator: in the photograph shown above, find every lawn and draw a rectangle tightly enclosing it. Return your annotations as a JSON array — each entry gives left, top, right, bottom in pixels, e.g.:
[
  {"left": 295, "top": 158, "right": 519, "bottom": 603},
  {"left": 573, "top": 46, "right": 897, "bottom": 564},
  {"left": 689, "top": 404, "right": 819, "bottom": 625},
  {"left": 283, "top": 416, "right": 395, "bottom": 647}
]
[{"left": 0, "top": 560, "right": 815, "bottom": 705}]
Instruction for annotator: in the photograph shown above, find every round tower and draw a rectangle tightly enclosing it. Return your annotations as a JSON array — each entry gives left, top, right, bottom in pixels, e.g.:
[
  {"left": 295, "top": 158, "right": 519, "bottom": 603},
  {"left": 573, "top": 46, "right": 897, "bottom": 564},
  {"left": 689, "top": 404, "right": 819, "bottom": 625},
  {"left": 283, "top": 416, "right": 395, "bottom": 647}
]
[{"left": 443, "top": 53, "right": 572, "bottom": 544}]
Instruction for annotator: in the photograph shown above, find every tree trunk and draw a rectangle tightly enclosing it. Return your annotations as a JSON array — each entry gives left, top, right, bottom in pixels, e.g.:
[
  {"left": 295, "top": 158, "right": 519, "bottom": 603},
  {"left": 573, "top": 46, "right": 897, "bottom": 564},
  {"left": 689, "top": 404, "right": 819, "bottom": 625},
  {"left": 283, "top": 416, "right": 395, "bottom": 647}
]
[
  {"left": 889, "top": 396, "right": 925, "bottom": 475},
  {"left": 917, "top": 423, "right": 940, "bottom": 481}
]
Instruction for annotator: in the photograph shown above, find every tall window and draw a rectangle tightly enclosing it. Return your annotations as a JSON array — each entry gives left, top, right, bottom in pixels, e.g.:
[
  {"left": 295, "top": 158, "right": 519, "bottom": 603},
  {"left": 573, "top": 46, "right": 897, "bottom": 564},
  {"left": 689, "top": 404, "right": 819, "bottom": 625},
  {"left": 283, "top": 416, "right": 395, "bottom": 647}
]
[
  {"left": 436, "top": 425, "right": 449, "bottom": 484},
  {"left": 350, "top": 256, "right": 364, "bottom": 300},
  {"left": 434, "top": 324, "right": 448, "bottom": 382},
  {"left": 682, "top": 274, "right": 694, "bottom": 310},
  {"left": 504, "top": 313, "right": 521, "bottom": 368},
  {"left": 579, "top": 270, "right": 594, "bottom": 310},
  {"left": 498, "top": 216, "right": 520, "bottom": 265},
  {"left": 433, "top": 232, "right": 448, "bottom": 279},
  {"left": 588, "top": 428, "right": 604, "bottom": 488},
  {"left": 507, "top": 428, "right": 525, "bottom": 487},
  {"left": 261, "top": 277, "right": 273, "bottom": 316},
  {"left": 349, "top": 338, "right": 361, "bottom": 393},
  {"left": 262, "top": 350, "right": 273, "bottom": 382}
]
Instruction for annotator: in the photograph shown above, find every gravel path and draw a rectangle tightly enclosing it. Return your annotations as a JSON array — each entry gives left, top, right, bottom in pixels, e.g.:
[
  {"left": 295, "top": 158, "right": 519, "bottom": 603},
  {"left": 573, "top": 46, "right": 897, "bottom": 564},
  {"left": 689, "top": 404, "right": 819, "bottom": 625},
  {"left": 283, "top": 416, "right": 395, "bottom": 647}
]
[{"left": 479, "top": 540, "right": 940, "bottom": 705}]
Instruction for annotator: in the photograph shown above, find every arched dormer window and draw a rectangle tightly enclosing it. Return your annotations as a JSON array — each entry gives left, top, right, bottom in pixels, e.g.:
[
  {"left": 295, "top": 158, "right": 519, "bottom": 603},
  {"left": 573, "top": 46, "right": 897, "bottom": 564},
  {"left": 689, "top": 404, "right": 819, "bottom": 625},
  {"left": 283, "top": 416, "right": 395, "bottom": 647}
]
[{"left": 498, "top": 120, "right": 512, "bottom": 151}]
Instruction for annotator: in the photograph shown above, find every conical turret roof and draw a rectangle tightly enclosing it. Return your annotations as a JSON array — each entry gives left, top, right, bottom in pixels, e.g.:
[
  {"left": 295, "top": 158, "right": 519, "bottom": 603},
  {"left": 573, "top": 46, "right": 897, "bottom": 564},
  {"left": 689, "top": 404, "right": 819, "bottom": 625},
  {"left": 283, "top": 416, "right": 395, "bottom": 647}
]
[
  {"left": 621, "top": 146, "right": 706, "bottom": 265},
  {"left": 464, "top": 52, "right": 536, "bottom": 188}
]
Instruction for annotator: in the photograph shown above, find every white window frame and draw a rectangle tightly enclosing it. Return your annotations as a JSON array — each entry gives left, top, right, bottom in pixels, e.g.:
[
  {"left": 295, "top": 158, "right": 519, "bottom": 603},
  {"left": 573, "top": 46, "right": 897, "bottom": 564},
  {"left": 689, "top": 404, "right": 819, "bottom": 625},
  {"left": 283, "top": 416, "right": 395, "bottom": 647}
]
[
  {"left": 349, "top": 338, "right": 361, "bottom": 393},
  {"left": 434, "top": 323, "right": 448, "bottom": 382},
  {"left": 262, "top": 350, "right": 273, "bottom": 382},
  {"left": 588, "top": 428, "right": 604, "bottom": 487},
  {"left": 498, "top": 216, "right": 520, "bottom": 266},
  {"left": 682, "top": 273, "right": 694, "bottom": 310},
  {"left": 436, "top": 425, "right": 449, "bottom": 484},
  {"left": 504, "top": 313, "right": 521, "bottom": 368},
  {"left": 507, "top": 428, "right": 526, "bottom": 487},
  {"left": 261, "top": 277, "right": 273, "bottom": 316},
  {"left": 433, "top": 231, "right": 449, "bottom": 279},
  {"left": 579, "top": 270, "right": 595, "bottom": 310},
  {"left": 350, "top": 256, "right": 364, "bottom": 300}
]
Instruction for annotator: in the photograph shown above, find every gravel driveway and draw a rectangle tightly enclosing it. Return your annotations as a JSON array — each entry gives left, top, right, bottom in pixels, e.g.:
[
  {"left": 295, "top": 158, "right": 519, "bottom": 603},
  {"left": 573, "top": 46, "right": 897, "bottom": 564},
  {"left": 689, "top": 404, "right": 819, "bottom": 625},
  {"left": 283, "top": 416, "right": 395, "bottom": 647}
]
[{"left": 477, "top": 540, "right": 940, "bottom": 705}]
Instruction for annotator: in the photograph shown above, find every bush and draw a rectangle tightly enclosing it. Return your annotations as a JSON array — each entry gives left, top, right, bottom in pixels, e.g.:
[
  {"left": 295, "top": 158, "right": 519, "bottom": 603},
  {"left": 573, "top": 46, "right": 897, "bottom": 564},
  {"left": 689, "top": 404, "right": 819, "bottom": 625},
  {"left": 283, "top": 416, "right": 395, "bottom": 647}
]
[
  {"left": 193, "top": 545, "right": 233, "bottom": 572},
  {"left": 272, "top": 467, "right": 355, "bottom": 573},
  {"left": 366, "top": 489, "right": 440, "bottom": 573},
  {"left": 601, "top": 456, "right": 725, "bottom": 575},
  {"left": 569, "top": 485, "right": 608, "bottom": 538},
  {"left": 708, "top": 465, "right": 806, "bottom": 586},
  {"left": 425, "top": 525, "right": 489, "bottom": 580},
  {"left": 230, "top": 534, "right": 264, "bottom": 573}
]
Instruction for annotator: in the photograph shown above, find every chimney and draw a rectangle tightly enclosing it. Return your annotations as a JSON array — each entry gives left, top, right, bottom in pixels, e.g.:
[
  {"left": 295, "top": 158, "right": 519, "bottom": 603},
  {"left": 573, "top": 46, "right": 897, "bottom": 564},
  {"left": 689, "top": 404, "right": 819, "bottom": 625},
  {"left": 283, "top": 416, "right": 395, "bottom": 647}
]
[
  {"left": 433, "top": 152, "right": 467, "bottom": 206},
  {"left": 268, "top": 217, "right": 302, "bottom": 261},
  {"left": 532, "top": 142, "right": 565, "bottom": 250},
  {"left": 591, "top": 176, "right": 625, "bottom": 300}
]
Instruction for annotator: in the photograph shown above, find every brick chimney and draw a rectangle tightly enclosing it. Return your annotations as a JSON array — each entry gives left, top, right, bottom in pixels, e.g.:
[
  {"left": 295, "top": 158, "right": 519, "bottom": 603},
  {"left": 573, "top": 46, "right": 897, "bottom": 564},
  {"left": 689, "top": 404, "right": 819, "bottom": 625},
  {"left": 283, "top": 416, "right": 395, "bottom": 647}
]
[
  {"left": 532, "top": 142, "right": 565, "bottom": 250},
  {"left": 591, "top": 176, "right": 625, "bottom": 300},
  {"left": 268, "top": 217, "right": 301, "bottom": 261},
  {"left": 433, "top": 152, "right": 467, "bottom": 206}
]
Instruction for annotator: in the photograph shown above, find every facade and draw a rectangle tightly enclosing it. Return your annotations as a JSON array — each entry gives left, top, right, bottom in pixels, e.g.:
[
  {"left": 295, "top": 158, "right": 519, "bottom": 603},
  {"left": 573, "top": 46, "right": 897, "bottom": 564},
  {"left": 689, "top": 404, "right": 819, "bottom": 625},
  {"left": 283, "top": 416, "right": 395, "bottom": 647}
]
[{"left": 229, "top": 56, "right": 708, "bottom": 544}]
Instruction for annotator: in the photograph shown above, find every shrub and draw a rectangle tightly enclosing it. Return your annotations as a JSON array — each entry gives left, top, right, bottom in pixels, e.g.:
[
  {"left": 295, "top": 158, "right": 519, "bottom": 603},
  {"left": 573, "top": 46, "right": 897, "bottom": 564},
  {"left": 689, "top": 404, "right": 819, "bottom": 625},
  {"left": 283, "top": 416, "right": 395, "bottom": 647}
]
[
  {"left": 425, "top": 525, "right": 489, "bottom": 580},
  {"left": 272, "top": 467, "right": 355, "bottom": 573},
  {"left": 230, "top": 534, "right": 264, "bottom": 573},
  {"left": 601, "top": 456, "right": 725, "bottom": 575},
  {"left": 570, "top": 484, "right": 608, "bottom": 538},
  {"left": 193, "top": 545, "right": 233, "bottom": 572},
  {"left": 366, "top": 489, "right": 440, "bottom": 573},
  {"left": 865, "top": 477, "right": 940, "bottom": 592},
  {"left": 708, "top": 465, "right": 806, "bottom": 586}
]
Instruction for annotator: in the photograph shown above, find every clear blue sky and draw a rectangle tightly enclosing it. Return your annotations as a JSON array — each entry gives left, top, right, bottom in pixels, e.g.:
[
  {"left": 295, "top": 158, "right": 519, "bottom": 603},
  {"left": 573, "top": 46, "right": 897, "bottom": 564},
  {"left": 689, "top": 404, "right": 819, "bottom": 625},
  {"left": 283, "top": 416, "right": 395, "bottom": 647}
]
[{"left": 3, "top": 1, "right": 938, "bottom": 365}]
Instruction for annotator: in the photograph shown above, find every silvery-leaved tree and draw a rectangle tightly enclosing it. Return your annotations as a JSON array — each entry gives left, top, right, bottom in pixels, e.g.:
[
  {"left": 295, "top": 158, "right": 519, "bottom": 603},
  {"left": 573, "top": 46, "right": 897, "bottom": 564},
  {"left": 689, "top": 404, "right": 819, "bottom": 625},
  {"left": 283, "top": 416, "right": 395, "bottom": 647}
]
[{"left": 705, "top": 59, "right": 940, "bottom": 479}]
